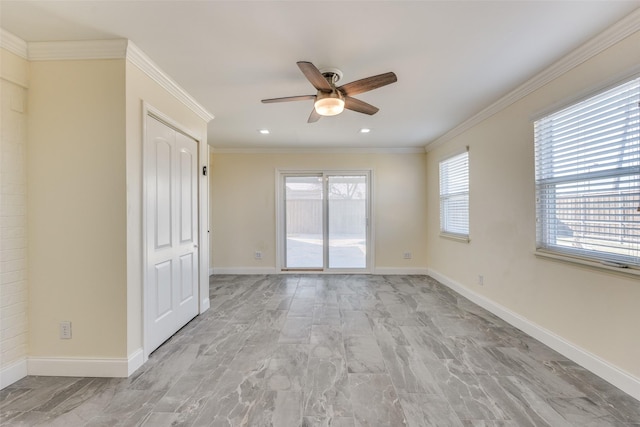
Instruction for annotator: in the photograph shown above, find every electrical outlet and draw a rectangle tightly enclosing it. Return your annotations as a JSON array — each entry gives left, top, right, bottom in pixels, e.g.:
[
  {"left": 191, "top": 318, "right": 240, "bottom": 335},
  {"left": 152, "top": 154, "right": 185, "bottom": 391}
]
[
  {"left": 60, "top": 321, "right": 72, "bottom": 339},
  {"left": 478, "top": 275, "right": 484, "bottom": 286},
  {"left": 403, "top": 252, "right": 412, "bottom": 259},
  {"left": 254, "top": 251, "right": 262, "bottom": 260}
]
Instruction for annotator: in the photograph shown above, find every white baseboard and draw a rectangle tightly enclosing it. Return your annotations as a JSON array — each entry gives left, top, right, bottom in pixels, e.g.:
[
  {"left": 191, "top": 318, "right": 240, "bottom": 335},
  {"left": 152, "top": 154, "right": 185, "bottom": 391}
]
[
  {"left": 210, "top": 267, "right": 430, "bottom": 276},
  {"left": 0, "top": 357, "right": 27, "bottom": 389},
  {"left": 1, "top": 349, "right": 147, "bottom": 388},
  {"left": 200, "top": 297, "right": 211, "bottom": 313},
  {"left": 28, "top": 355, "right": 133, "bottom": 378},
  {"left": 210, "top": 267, "right": 278, "bottom": 275},
  {"left": 373, "top": 267, "right": 429, "bottom": 275},
  {"left": 427, "top": 268, "right": 640, "bottom": 402},
  {"left": 127, "top": 348, "right": 145, "bottom": 376}
]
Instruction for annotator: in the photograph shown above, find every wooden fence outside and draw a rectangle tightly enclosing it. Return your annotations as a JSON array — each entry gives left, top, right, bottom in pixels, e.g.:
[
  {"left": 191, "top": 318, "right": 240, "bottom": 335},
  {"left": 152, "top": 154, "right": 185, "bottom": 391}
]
[{"left": 286, "top": 199, "right": 366, "bottom": 235}]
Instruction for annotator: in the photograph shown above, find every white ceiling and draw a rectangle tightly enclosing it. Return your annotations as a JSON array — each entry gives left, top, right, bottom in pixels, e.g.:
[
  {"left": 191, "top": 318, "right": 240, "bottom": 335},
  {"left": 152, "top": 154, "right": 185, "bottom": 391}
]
[{"left": 1, "top": 1, "right": 638, "bottom": 150}]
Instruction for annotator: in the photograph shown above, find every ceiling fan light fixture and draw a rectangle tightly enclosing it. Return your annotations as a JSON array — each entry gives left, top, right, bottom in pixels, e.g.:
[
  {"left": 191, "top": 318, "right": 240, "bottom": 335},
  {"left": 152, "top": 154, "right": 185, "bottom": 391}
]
[{"left": 314, "top": 94, "right": 345, "bottom": 116}]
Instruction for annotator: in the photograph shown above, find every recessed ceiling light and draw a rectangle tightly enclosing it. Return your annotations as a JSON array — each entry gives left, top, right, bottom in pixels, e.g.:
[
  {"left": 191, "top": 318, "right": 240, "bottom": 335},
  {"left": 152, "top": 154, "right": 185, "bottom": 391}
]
[
  {"left": 359, "top": 128, "right": 371, "bottom": 133},
  {"left": 259, "top": 129, "right": 270, "bottom": 134}
]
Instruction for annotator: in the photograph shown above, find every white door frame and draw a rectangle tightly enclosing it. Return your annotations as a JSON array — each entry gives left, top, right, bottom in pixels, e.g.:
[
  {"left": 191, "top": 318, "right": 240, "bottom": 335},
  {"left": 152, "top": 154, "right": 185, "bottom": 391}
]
[
  {"left": 142, "top": 102, "right": 209, "bottom": 360},
  {"left": 275, "top": 168, "right": 374, "bottom": 273}
]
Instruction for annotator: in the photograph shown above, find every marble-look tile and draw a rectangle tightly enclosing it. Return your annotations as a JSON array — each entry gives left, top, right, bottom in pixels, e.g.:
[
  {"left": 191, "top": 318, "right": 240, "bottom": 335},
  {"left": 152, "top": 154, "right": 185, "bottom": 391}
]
[
  {"left": 265, "top": 294, "right": 292, "bottom": 310},
  {"left": 310, "top": 324, "right": 346, "bottom": 359},
  {"left": 129, "top": 344, "right": 200, "bottom": 392},
  {"left": 0, "top": 410, "right": 52, "bottom": 426},
  {"left": 2, "top": 274, "right": 638, "bottom": 426},
  {"left": 266, "top": 344, "right": 309, "bottom": 391},
  {"left": 545, "top": 360, "right": 640, "bottom": 424},
  {"left": 349, "top": 373, "right": 406, "bottom": 427},
  {"left": 304, "top": 357, "right": 352, "bottom": 418},
  {"left": 484, "top": 347, "right": 586, "bottom": 399},
  {"left": 279, "top": 317, "right": 313, "bottom": 343},
  {"left": 302, "top": 416, "right": 356, "bottom": 427},
  {"left": 313, "top": 304, "right": 342, "bottom": 326},
  {"left": 493, "top": 375, "right": 573, "bottom": 426},
  {"left": 139, "top": 411, "right": 183, "bottom": 426},
  {"left": 428, "top": 363, "right": 510, "bottom": 422},
  {"left": 546, "top": 396, "right": 629, "bottom": 427},
  {"left": 398, "top": 392, "right": 463, "bottom": 427},
  {"left": 379, "top": 343, "right": 441, "bottom": 394},
  {"left": 371, "top": 316, "right": 409, "bottom": 346},
  {"left": 152, "top": 365, "right": 224, "bottom": 413},
  {"left": 272, "top": 391, "right": 303, "bottom": 426},
  {"left": 200, "top": 322, "right": 251, "bottom": 364},
  {"left": 341, "top": 310, "right": 373, "bottom": 336},
  {"left": 190, "top": 365, "right": 268, "bottom": 426},
  {"left": 289, "top": 298, "right": 316, "bottom": 317},
  {"left": 400, "top": 324, "right": 457, "bottom": 360},
  {"left": 295, "top": 285, "right": 318, "bottom": 299},
  {"left": 344, "top": 335, "right": 386, "bottom": 374},
  {"left": 315, "top": 288, "right": 339, "bottom": 307},
  {"left": 376, "top": 291, "right": 423, "bottom": 325},
  {"left": 477, "top": 374, "right": 566, "bottom": 427}
]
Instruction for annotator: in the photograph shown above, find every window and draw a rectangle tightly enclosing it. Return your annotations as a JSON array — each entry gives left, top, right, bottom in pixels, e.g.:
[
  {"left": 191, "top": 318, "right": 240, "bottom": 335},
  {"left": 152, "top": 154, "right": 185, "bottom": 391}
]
[
  {"left": 535, "top": 77, "right": 640, "bottom": 267},
  {"left": 439, "top": 150, "right": 469, "bottom": 239}
]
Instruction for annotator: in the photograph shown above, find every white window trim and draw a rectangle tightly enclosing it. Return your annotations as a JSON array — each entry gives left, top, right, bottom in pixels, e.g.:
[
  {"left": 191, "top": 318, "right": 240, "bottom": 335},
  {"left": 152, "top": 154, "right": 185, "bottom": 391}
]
[
  {"left": 535, "top": 249, "right": 640, "bottom": 278},
  {"left": 533, "top": 75, "right": 640, "bottom": 271},
  {"left": 440, "top": 232, "right": 471, "bottom": 243},
  {"left": 439, "top": 147, "right": 470, "bottom": 242}
]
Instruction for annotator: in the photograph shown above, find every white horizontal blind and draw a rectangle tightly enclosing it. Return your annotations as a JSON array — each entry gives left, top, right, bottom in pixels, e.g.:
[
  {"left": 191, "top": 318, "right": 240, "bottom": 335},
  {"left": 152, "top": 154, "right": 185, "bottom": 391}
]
[
  {"left": 535, "top": 77, "right": 640, "bottom": 266},
  {"left": 440, "top": 150, "right": 469, "bottom": 237}
]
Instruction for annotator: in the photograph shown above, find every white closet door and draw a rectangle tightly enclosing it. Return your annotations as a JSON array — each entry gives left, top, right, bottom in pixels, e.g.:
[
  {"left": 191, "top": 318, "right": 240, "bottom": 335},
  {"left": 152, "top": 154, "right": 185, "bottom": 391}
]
[{"left": 145, "top": 116, "right": 199, "bottom": 354}]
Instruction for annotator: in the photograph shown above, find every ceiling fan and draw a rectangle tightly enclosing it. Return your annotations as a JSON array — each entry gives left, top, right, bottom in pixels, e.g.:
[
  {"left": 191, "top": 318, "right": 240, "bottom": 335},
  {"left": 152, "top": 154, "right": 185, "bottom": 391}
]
[{"left": 261, "top": 61, "right": 397, "bottom": 123}]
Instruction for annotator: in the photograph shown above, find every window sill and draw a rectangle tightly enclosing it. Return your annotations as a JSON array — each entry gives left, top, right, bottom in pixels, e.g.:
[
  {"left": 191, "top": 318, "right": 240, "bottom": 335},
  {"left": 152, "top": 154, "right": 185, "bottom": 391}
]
[
  {"left": 535, "top": 249, "right": 640, "bottom": 279},
  {"left": 440, "top": 232, "right": 470, "bottom": 243}
]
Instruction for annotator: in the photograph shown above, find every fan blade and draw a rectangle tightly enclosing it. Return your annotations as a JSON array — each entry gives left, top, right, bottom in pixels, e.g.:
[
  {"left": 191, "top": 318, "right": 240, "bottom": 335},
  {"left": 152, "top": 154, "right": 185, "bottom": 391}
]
[
  {"left": 344, "top": 96, "right": 379, "bottom": 115},
  {"left": 262, "top": 95, "right": 316, "bottom": 103},
  {"left": 308, "top": 108, "right": 321, "bottom": 123},
  {"left": 339, "top": 72, "right": 397, "bottom": 96},
  {"left": 297, "top": 61, "right": 333, "bottom": 91}
]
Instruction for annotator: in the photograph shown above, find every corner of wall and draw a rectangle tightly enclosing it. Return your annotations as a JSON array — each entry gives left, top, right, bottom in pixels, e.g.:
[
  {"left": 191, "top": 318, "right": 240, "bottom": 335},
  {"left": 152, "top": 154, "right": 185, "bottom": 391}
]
[{"left": 0, "top": 35, "right": 30, "bottom": 390}]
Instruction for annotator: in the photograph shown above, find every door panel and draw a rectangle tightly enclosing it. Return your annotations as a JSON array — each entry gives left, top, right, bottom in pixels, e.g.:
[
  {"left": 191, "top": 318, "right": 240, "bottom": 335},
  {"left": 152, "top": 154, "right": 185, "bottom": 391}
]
[
  {"left": 155, "top": 140, "right": 172, "bottom": 249},
  {"left": 179, "top": 148, "right": 194, "bottom": 243},
  {"left": 146, "top": 116, "right": 199, "bottom": 354},
  {"left": 328, "top": 175, "right": 367, "bottom": 269},
  {"left": 284, "top": 175, "right": 324, "bottom": 269},
  {"left": 179, "top": 253, "right": 194, "bottom": 302},
  {"left": 154, "top": 261, "right": 173, "bottom": 319}
]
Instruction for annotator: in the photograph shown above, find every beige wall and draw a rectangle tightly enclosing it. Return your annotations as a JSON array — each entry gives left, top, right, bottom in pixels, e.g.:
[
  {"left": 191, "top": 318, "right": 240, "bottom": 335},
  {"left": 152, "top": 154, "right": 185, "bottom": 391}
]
[
  {"left": 27, "top": 59, "right": 127, "bottom": 358},
  {"left": 210, "top": 152, "right": 428, "bottom": 271},
  {"left": 1, "top": 45, "right": 210, "bottom": 373},
  {"left": 426, "top": 31, "right": 640, "bottom": 378},
  {"left": 125, "top": 61, "right": 209, "bottom": 356},
  {"left": 1, "top": 48, "right": 29, "bottom": 369}
]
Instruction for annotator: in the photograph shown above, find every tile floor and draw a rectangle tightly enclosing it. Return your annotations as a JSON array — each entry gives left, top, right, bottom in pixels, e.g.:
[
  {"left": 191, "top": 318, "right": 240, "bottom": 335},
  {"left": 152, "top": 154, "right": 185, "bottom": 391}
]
[{"left": 1, "top": 275, "right": 639, "bottom": 426}]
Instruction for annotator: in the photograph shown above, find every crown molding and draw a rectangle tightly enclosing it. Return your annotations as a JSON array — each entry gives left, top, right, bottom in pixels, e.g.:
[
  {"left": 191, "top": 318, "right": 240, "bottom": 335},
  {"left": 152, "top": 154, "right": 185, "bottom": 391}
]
[
  {"left": 426, "top": 7, "right": 640, "bottom": 152},
  {"left": 0, "top": 29, "right": 28, "bottom": 59},
  {"left": 4, "top": 35, "right": 214, "bottom": 124},
  {"left": 125, "top": 42, "right": 214, "bottom": 123},
  {"left": 210, "top": 146, "right": 425, "bottom": 154},
  {"left": 28, "top": 39, "right": 128, "bottom": 61}
]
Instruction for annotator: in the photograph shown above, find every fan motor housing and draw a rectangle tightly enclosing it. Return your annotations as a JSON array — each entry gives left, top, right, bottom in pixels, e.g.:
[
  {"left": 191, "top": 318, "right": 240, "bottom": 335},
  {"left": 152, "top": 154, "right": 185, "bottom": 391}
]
[{"left": 319, "top": 67, "right": 343, "bottom": 85}]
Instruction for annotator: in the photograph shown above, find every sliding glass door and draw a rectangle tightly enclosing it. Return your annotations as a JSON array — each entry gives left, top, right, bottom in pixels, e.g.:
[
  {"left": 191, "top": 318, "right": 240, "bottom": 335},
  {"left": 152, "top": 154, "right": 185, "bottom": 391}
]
[
  {"left": 284, "top": 175, "right": 324, "bottom": 269},
  {"left": 328, "top": 175, "right": 367, "bottom": 269},
  {"left": 282, "top": 171, "right": 370, "bottom": 271}
]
